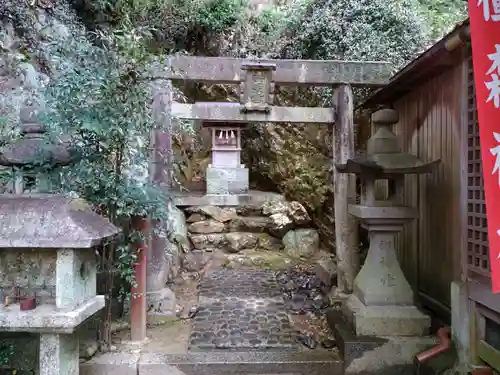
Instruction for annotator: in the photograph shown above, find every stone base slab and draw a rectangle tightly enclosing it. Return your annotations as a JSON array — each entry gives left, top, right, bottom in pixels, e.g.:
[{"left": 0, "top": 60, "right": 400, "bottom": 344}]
[
  {"left": 80, "top": 352, "right": 140, "bottom": 375},
  {"left": 0, "top": 295, "right": 105, "bottom": 333},
  {"left": 81, "top": 351, "right": 344, "bottom": 375},
  {"left": 344, "top": 294, "right": 430, "bottom": 337},
  {"left": 206, "top": 166, "right": 249, "bottom": 195},
  {"left": 171, "top": 190, "right": 285, "bottom": 208},
  {"left": 327, "top": 309, "right": 437, "bottom": 375}
]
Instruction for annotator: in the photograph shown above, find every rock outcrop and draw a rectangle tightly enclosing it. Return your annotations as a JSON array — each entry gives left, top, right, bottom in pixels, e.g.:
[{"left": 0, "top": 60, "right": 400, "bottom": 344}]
[
  {"left": 243, "top": 123, "right": 336, "bottom": 251},
  {"left": 165, "top": 201, "right": 188, "bottom": 281},
  {"left": 0, "top": 2, "right": 82, "bottom": 127}
]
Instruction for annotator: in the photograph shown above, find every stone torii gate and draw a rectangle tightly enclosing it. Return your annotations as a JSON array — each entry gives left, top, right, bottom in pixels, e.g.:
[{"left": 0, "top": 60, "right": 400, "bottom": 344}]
[{"left": 147, "top": 56, "right": 392, "bottom": 321}]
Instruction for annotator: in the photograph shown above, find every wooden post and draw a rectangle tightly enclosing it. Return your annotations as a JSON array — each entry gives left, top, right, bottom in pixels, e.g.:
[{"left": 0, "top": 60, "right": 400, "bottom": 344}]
[
  {"left": 332, "top": 84, "right": 359, "bottom": 294},
  {"left": 147, "top": 79, "right": 173, "bottom": 293}
]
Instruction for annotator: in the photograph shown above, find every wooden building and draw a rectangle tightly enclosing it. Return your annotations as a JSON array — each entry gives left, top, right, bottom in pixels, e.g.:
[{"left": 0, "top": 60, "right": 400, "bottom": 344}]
[{"left": 360, "top": 18, "right": 500, "bottom": 369}]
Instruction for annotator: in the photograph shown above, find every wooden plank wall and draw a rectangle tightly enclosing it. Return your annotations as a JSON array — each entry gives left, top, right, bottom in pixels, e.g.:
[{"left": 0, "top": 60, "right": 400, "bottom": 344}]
[{"left": 391, "top": 60, "right": 465, "bottom": 310}]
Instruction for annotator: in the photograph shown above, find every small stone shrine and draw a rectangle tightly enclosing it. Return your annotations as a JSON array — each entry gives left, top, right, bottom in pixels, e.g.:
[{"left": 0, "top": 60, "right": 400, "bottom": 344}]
[
  {"left": 205, "top": 122, "right": 249, "bottom": 195},
  {"left": 0, "top": 105, "right": 121, "bottom": 375},
  {"left": 335, "top": 108, "right": 440, "bottom": 337}
]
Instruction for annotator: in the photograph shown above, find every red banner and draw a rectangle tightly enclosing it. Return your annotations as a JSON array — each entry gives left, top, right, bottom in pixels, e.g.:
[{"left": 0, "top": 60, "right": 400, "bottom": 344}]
[{"left": 468, "top": 0, "right": 500, "bottom": 292}]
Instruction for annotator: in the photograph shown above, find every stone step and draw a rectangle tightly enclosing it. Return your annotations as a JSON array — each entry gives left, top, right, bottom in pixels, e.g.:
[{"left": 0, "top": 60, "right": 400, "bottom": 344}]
[
  {"left": 140, "top": 351, "right": 344, "bottom": 375},
  {"left": 80, "top": 350, "right": 344, "bottom": 375},
  {"left": 172, "top": 190, "right": 286, "bottom": 209},
  {"left": 326, "top": 309, "right": 438, "bottom": 375}
]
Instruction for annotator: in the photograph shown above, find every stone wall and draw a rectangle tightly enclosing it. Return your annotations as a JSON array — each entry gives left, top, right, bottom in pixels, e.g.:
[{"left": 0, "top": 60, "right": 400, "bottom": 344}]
[{"left": 178, "top": 195, "right": 325, "bottom": 271}]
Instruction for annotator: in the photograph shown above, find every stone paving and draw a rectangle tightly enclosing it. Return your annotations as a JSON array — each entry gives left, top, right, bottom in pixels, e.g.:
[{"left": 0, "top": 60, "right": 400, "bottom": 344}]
[{"left": 189, "top": 269, "right": 300, "bottom": 351}]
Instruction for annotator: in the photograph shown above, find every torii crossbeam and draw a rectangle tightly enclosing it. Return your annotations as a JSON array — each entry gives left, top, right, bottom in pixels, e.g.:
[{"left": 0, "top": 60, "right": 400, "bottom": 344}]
[{"left": 152, "top": 56, "right": 392, "bottom": 124}]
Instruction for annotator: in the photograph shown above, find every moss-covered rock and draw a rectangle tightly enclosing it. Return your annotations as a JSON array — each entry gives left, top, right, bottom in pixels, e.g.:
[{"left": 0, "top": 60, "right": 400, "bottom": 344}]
[{"left": 283, "top": 228, "right": 320, "bottom": 259}]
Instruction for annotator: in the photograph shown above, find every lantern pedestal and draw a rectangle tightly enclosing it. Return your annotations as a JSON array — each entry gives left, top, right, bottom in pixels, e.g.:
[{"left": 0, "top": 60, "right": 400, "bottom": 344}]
[
  {"left": 344, "top": 294, "right": 431, "bottom": 337},
  {"left": 342, "top": 204, "right": 430, "bottom": 337}
]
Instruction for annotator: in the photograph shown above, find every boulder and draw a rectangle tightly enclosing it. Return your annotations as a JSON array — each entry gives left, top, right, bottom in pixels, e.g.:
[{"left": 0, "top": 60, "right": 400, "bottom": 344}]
[
  {"left": 262, "top": 200, "right": 289, "bottom": 216},
  {"left": 165, "top": 239, "right": 181, "bottom": 281},
  {"left": 146, "top": 287, "right": 177, "bottom": 319},
  {"left": 228, "top": 216, "right": 271, "bottom": 233},
  {"left": 217, "top": 207, "right": 238, "bottom": 222},
  {"left": 235, "top": 192, "right": 287, "bottom": 216},
  {"left": 188, "top": 219, "right": 225, "bottom": 234},
  {"left": 235, "top": 205, "right": 263, "bottom": 217},
  {"left": 262, "top": 200, "right": 310, "bottom": 226},
  {"left": 257, "top": 233, "right": 283, "bottom": 251},
  {"left": 225, "top": 232, "right": 261, "bottom": 253},
  {"left": 288, "top": 201, "right": 311, "bottom": 225},
  {"left": 224, "top": 250, "right": 293, "bottom": 270},
  {"left": 189, "top": 233, "right": 227, "bottom": 249},
  {"left": 79, "top": 337, "right": 99, "bottom": 359},
  {"left": 314, "top": 256, "right": 337, "bottom": 287},
  {"left": 165, "top": 203, "right": 189, "bottom": 282},
  {"left": 283, "top": 229, "right": 320, "bottom": 259},
  {"left": 168, "top": 203, "right": 190, "bottom": 253},
  {"left": 186, "top": 213, "right": 206, "bottom": 223},
  {"left": 185, "top": 205, "right": 237, "bottom": 223},
  {"left": 268, "top": 213, "right": 294, "bottom": 238}
]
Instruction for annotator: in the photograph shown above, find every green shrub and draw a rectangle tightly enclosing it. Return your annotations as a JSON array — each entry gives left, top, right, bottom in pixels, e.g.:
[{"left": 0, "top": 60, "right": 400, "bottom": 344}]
[{"left": 196, "top": 0, "right": 246, "bottom": 34}]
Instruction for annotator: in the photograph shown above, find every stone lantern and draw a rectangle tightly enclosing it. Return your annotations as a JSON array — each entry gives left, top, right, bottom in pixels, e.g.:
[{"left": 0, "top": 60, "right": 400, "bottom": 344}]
[
  {"left": 0, "top": 196, "right": 120, "bottom": 375},
  {"left": 335, "top": 108, "right": 440, "bottom": 337},
  {"left": 205, "top": 122, "right": 249, "bottom": 195},
  {"left": 0, "top": 105, "right": 77, "bottom": 193},
  {"left": 0, "top": 104, "right": 120, "bottom": 375}
]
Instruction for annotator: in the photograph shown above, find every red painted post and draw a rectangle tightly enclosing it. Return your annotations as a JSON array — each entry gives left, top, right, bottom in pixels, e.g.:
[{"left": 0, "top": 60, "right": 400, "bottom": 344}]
[{"left": 130, "top": 215, "right": 148, "bottom": 341}]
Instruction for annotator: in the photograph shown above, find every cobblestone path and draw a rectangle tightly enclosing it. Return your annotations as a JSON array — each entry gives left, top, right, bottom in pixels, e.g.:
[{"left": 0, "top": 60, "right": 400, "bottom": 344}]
[{"left": 189, "top": 269, "right": 300, "bottom": 351}]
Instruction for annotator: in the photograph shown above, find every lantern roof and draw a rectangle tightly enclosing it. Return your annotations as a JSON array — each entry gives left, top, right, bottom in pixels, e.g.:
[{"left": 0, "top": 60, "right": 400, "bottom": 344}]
[
  {"left": 335, "top": 108, "right": 440, "bottom": 176},
  {"left": 0, "top": 105, "right": 79, "bottom": 169}
]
